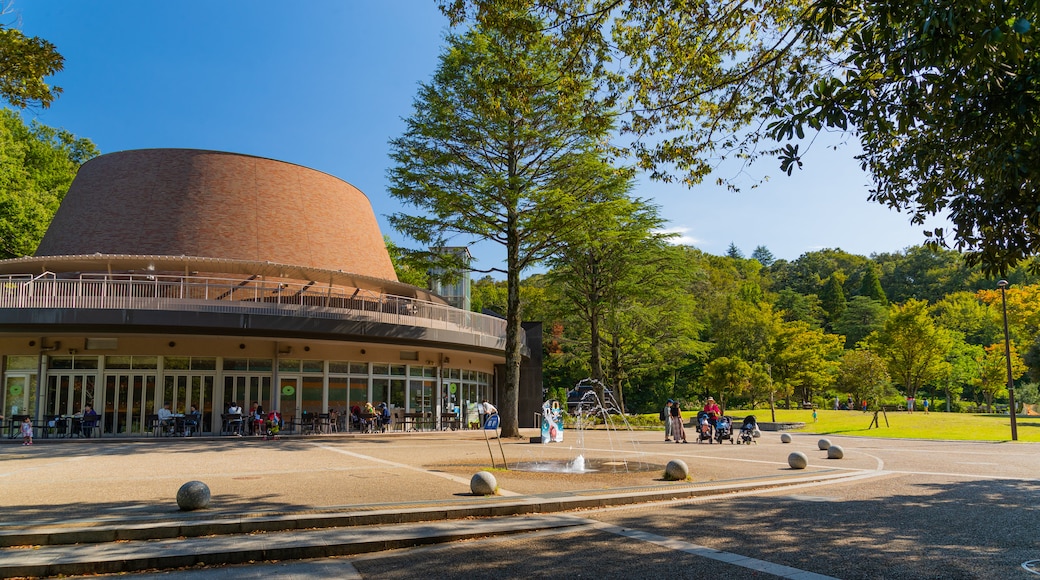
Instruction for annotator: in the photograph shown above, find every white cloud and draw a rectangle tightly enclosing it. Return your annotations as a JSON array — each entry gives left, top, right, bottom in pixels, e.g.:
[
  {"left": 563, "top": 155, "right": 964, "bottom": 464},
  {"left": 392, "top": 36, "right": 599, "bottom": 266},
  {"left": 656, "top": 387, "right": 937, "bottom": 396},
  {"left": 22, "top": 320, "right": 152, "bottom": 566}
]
[{"left": 656, "top": 226, "right": 699, "bottom": 246}]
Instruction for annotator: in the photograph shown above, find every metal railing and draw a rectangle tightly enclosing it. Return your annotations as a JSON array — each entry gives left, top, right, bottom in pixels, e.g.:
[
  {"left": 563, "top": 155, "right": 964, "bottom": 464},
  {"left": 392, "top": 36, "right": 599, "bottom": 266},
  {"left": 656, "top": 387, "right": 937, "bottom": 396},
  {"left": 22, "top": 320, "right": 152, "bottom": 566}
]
[{"left": 0, "top": 272, "right": 512, "bottom": 344}]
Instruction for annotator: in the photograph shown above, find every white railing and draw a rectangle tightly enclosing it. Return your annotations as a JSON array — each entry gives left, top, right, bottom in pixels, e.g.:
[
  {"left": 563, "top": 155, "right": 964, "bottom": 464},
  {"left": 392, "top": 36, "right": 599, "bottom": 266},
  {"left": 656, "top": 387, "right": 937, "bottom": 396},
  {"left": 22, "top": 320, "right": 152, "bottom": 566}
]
[{"left": 0, "top": 272, "right": 512, "bottom": 345}]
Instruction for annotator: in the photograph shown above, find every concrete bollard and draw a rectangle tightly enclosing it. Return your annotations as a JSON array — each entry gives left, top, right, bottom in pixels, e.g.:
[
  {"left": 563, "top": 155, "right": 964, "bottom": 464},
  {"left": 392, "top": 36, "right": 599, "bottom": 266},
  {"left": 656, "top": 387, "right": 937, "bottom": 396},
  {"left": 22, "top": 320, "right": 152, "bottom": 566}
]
[
  {"left": 827, "top": 445, "right": 844, "bottom": 459},
  {"left": 818, "top": 438, "right": 831, "bottom": 450},
  {"left": 176, "top": 481, "right": 211, "bottom": 511},
  {"left": 788, "top": 452, "right": 808, "bottom": 469},
  {"left": 470, "top": 471, "right": 498, "bottom": 496},
  {"left": 663, "top": 459, "right": 689, "bottom": 481},
  {"left": 780, "top": 433, "right": 792, "bottom": 443}
]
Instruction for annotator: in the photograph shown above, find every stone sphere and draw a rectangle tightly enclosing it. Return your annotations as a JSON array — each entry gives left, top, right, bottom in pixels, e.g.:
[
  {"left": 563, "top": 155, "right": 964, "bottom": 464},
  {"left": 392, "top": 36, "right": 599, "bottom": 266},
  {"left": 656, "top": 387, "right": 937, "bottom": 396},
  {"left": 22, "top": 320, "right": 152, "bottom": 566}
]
[
  {"left": 827, "top": 445, "right": 844, "bottom": 459},
  {"left": 818, "top": 438, "right": 831, "bottom": 450},
  {"left": 663, "top": 459, "right": 689, "bottom": 481},
  {"left": 788, "top": 452, "right": 808, "bottom": 469},
  {"left": 470, "top": 471, "right": 498, "bottom": 496},
  {"left": 752, "top": 429, "right": 761, "bottom": 439},
  {"left": 176, "top": 481, "right": 211, "bottom": 511},
  {"left": 780, "top": 433, "right": 792, "bottom": 443}
]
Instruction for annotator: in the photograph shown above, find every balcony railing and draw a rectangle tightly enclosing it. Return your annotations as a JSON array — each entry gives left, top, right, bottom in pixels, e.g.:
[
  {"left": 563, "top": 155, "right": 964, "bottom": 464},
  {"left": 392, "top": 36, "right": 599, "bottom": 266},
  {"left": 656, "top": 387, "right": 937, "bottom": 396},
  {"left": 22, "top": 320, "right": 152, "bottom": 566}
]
[{"left": 0, "top": 272, "right": 512, "bottom": 346}]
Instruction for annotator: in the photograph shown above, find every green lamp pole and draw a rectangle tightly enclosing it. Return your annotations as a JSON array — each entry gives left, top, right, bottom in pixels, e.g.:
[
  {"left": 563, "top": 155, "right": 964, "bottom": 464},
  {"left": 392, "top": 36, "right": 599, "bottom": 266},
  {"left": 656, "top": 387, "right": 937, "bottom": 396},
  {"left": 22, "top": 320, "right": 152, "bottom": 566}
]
[{"left": 998, "top": 280, "right": 1018, "bottom": 441}]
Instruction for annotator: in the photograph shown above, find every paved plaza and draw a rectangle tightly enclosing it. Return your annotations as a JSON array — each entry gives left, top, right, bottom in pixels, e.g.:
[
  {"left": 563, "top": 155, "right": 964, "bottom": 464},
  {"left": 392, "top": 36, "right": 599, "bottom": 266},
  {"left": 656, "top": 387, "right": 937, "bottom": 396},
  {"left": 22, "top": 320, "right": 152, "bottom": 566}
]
[{"left": 1, "top": 428, "right": 1038, "bottom": 579}]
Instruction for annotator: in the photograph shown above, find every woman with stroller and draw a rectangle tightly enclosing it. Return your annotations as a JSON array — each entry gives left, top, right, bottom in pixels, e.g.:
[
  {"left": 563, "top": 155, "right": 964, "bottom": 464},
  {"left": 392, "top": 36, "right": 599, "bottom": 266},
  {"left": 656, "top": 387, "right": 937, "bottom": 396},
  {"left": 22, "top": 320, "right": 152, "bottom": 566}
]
[
  {"left": 669, "top": 401, "right": 687, "bottom": 443},
  {"left": 703, "top": 397, "right": 722, "bottom": 426}
]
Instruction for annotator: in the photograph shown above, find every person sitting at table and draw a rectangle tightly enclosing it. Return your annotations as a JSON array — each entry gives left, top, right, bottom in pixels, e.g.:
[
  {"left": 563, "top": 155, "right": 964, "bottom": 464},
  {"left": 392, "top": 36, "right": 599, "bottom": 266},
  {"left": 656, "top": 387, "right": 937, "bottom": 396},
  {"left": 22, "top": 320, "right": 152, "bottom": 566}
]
[
  {"left": 157, "top": 402, "right": 175, "bottom": 436},
  {"left": 183, "top": 404, "right": 201, "bottom": 436},
  {"left": 328, "top": 408, "right": 340, "bottom": 433},
  {"left": 378, "top": 403, "right": 391, "bottom": 432},
  {"left": 81, "top": 404, "right": 99, "bottom": 438},
  {"left": 227, "top": 401, "right": 243, "bottom": 436},
  {"left": 252, "top": 404, "right": 265, "bottom": 437},
  {"left": 349, "top": 405, "right": 361, "bottom": 431},
  {"left": 361, "top": 402, "right": 376, "bottom": 432}
]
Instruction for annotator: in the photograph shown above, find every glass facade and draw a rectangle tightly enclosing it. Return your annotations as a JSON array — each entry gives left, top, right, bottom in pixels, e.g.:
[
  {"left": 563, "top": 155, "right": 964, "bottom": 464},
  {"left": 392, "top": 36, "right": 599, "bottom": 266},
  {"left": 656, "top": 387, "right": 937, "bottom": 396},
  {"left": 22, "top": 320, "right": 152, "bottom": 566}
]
[{"left": 2, "top": 354, "right": 492, "bottom": 436}]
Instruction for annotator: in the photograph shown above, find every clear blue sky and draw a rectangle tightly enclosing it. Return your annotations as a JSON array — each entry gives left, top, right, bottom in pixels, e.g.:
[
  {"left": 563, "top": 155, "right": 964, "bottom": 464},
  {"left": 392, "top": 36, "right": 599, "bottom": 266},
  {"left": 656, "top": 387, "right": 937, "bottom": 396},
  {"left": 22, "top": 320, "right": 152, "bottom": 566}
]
[{"left": 15, "top": 0, "right": 948, "bottom": 276}]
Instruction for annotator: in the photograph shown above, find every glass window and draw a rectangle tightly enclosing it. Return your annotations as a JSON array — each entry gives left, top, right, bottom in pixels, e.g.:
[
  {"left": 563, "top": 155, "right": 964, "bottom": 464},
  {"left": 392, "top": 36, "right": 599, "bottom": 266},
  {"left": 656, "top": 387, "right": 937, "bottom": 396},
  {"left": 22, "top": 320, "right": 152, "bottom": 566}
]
[
  {"left": 248, "top": 358, "right": 273, "bottom": 372},
  {"left": 390, "top": 365, "right": 407, "bottom": 376},
  {"left": 372, "top": 364, "right": 389, "bottom": 376},
  {"left": 223, "top": 358, "right": 248, "bottom": 371},
  {"left": 73, "top": 356, "right": 98, "bottom": 370},
  {"left": 409, "top": 366, "right": 423, "bottom": 377},
  {"left": 302, "top": 360, "right": 323, "bottom": 373},
  {"left": 6, "top": 356, "right": 36, "bottom": 370},
  {"left": 165, "top": 357, "right": 191, "bottom": 371},
  {"left": 105, "top": 356, "right": 131, "bottom": 370},
  {"left": 424, "top": 366, "right": 436, "bottom": 378},
  {"left": 49, "top": 356, "right": 74, "bottom": 370},
  {"left": 191, "top": 358, "right": 217, "bottom": 371},
  {"left": 329, "top": 361, "right": 350, "bottom": 374},
  {"left": 350, "top": 362, "right": 368, "bottom": 374},
  {"left": 132, "top": 356, "right": 158, "bottom": 369},
  {"left": 278, "top": 359, "right": 300, "bottom": 372}
]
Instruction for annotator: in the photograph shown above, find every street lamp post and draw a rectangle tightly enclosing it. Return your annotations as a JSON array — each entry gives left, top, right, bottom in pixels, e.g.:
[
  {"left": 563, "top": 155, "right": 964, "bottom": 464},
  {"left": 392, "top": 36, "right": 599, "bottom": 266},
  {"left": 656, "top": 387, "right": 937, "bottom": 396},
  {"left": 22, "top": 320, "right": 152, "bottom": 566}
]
[{"left": 998, "top": 280, "right": 1018, "bottom": 441}]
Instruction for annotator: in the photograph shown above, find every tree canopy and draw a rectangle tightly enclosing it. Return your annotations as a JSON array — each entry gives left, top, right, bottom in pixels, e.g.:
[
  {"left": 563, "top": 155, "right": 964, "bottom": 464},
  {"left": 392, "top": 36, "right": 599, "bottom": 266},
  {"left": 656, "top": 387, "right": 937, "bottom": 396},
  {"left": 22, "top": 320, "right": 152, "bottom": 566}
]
[
  {"left": 0, "top": 109, "right": 97, "bottom": 258},
  {"left": 442, "top": 0, "right": 1040, "bottom": 275}
]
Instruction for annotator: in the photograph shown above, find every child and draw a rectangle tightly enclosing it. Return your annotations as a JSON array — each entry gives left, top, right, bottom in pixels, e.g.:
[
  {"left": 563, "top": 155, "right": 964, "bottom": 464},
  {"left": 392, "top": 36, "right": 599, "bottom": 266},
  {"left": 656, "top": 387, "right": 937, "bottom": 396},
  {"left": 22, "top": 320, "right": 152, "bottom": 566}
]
[
  {"left": 20, "top": 416, "right": 33, "bottom": 445},
  {"left": 812, "top": 409, "right": 818, "bottom": 423}
]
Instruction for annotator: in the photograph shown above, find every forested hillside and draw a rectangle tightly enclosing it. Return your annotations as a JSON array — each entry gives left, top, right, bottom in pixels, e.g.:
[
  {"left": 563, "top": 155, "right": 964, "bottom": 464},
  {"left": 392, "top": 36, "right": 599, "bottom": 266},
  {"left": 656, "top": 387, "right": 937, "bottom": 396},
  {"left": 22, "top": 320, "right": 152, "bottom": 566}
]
[{"left": 474, "top": 245, "right": 1040, "bottom": 414}]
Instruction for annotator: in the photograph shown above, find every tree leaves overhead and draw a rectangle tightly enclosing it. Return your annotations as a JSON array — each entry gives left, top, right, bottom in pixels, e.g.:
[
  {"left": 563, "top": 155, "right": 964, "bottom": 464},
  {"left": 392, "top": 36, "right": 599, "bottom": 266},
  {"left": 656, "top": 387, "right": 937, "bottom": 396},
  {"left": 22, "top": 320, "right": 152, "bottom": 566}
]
[
  {"left": 0, "top": 26, "right": 63, "bottom": 109},
  {"left": 773, "top": 0, "right": 1040, "bottom": 275}
]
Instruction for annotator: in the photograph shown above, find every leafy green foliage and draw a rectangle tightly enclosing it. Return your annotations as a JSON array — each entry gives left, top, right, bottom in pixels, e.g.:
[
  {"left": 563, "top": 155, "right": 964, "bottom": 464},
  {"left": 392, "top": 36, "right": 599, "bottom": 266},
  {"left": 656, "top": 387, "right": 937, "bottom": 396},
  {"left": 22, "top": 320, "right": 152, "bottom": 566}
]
[
  {"left": 0, "top": 109, "right": 98, "bottom": 258},
  {"left": 387, "top": 9, "right": 621, "bottom": 437},
  {"left": 774, "top": 0, "right": 1040, "bottom": 275},
  {"left": 0, "top": 27, "right": 63, "bottom": 109}
]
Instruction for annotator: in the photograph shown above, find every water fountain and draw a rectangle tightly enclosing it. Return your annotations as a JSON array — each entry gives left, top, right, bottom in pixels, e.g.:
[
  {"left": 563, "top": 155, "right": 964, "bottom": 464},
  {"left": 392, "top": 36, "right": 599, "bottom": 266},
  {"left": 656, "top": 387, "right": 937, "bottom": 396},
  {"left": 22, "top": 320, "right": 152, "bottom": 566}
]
[{"left": 511, "top": 378, "right": 656, "bottom": 473}]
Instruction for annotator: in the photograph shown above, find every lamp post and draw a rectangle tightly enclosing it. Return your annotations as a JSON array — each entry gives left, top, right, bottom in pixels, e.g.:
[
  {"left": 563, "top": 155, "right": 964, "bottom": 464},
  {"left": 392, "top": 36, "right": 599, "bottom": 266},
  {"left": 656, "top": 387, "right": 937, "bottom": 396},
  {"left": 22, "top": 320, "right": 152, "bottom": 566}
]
[{"left": 997, "top": 280, "right": 1018, "bottom": 441}]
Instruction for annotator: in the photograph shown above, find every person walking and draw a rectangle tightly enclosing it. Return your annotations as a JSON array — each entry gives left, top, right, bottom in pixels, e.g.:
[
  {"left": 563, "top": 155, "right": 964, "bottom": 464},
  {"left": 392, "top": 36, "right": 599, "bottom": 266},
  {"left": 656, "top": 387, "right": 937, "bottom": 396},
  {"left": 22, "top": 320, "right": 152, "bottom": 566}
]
[
  {"left": 662, "top": 399, "right": 674, "bottom": 441},
  {"left": 670, "top": 401, "right": 687, "bottom": 443}
]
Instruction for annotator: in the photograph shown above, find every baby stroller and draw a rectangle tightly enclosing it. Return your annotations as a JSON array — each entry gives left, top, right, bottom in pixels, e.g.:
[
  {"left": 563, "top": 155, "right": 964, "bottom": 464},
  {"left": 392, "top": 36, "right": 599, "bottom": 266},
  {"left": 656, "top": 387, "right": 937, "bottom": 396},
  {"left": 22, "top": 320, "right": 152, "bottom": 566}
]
[
  {"left": 714, "top": 415, "right": 734, "bottom": 444},
  {"left": 263, "top": 411, "right": 281, "bottom": 440},
  {"left": 738, "top": 415, "right": 758, "bottom": 444},
  {"left": 696, "top": 411, "right": 714, "bottom": 443}
]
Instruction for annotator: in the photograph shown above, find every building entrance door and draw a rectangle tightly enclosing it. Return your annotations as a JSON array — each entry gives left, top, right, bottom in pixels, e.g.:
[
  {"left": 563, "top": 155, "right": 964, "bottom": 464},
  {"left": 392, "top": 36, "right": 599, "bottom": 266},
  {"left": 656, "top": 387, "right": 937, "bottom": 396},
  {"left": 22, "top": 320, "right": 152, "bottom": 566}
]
[
  {"left": 164, "top": 375, "right": 215, "bottom": 433},
  {"left": 278, "top": 376, "right": 301, "bottom": 429},
  {"left": 103, "top": 373, "right": 156, "bottom": 435},
  {"left": 45, "top": 374, "right": 97, "bottom": 417},
  {"left": 3, "top": 374, "right": 35, "bottom": 418}
]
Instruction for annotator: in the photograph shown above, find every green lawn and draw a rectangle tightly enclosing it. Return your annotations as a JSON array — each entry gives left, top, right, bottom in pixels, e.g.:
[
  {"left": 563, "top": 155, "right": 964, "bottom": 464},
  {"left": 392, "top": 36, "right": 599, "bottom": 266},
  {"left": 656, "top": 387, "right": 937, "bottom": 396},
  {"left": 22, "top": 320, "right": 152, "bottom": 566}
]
[{"left": 729, "top": 408, "right": 1040, "bottom": 442}]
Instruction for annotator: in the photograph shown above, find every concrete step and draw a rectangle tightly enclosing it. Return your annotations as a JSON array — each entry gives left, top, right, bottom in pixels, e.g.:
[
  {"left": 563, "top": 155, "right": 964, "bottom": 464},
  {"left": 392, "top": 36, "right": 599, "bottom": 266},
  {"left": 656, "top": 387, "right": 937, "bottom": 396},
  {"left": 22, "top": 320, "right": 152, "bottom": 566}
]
[{"left": 0, "top": 514, "right": 588, "bottom": 578}]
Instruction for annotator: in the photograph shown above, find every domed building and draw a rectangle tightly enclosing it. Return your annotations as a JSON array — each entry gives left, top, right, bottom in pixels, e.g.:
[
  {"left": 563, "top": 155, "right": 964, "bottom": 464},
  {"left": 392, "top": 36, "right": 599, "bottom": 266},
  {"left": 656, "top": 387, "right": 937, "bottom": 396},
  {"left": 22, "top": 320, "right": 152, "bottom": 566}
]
[{"left": 0, "top": 149, "right": 538, "bottom": 437}]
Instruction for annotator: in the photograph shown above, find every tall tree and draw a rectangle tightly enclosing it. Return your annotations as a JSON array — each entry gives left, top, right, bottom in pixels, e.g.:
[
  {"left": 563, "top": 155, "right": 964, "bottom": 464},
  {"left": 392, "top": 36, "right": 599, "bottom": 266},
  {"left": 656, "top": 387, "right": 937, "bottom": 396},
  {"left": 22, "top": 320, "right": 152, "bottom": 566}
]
[
  {"left": 387, "top": 9, "right": 618, "bottom": 437},
  {"left": 866, "top": 299, "right": 953, "bottom": 400},
  {"left": 725, "top": 242, "right": 744, "bottom": 259},
  {"left": 974, "top": 342, "right": 1027, "bottom": 412},
  {"left": 751, "top": 245, "right": 776, "bottom": 267},
  {"left": 0, "top": 109, "right": 97, "bottom": 258},
  {"left": 832, "top": 296, "right": 888, "bottom": 349},
  {"left": 858, "top": 266, "right": 887, "bottom": 304},
  {"left": 702, "top": 356, "right": 751, "bottom": 411},
  {"left": 819, "top": 272, "right": 847, "bottom": 328},
  {"left": 768, "top": 319, "right": 843, "bottom": 405},
  {"left": 546, "top": 195, "right": 691, "bottom": 407},
  {"left": 838, "top": 348, "right": 893, "bottom": 410}
]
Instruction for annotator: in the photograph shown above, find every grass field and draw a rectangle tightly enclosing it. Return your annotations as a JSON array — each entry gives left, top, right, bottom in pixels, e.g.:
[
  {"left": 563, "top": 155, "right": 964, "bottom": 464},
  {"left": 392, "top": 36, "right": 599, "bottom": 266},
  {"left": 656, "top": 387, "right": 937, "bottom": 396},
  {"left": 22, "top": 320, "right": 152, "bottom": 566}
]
[{"left": 725, "top": 408, "right": 1040, "bottom": 442}]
